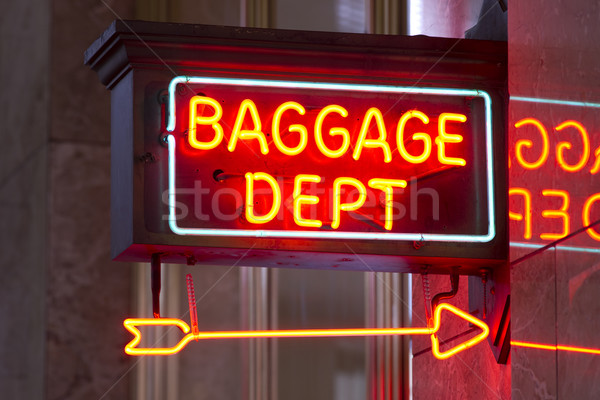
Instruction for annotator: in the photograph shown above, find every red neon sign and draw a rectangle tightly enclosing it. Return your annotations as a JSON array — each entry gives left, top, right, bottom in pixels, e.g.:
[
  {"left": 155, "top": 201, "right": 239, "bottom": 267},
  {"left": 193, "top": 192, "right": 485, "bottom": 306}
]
[
  {"left": 85, "top": 24, "right": 507, "bottom": 270},
  {"left": 124, "top": 302, "right": 489, "bottom": 360},
  {"left": 165, "top": 77, "right": 496, "bottom": 245},
  {"left": 186, "top": 94, "right": 468, "bottom": 167}
]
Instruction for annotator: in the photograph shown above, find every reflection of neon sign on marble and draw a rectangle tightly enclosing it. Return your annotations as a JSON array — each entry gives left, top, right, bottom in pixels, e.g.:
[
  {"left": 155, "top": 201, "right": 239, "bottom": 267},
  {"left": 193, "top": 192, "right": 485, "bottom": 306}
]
[
  {"left": 510, "top": 116, "right": 600, "bottom": 243},
  {"left": 513, "top": 118, "right": 597, "bottom": 173},
  {"left": 511, "top": 340, "right": 600, "bottom": 356}
]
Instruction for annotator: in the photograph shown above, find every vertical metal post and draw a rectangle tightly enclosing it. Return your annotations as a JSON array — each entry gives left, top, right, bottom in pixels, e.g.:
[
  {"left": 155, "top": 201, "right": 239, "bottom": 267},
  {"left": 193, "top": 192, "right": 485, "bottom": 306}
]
[{"left": 151, "top": 253, "right": 161, "bottom": 318}]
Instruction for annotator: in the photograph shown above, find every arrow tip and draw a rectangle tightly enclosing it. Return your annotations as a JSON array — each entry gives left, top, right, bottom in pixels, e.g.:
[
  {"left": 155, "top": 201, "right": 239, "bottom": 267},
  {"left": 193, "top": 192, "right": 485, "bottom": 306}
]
[{"left": 430, "top": 303, "right": 489, "bottom": 360}]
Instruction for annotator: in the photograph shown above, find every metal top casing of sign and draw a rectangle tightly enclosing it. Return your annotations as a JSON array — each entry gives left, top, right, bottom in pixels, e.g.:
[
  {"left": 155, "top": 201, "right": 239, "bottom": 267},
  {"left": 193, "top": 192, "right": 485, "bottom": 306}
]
[{"left": 85, "top": 21, "right": 508, "bottom": 274}]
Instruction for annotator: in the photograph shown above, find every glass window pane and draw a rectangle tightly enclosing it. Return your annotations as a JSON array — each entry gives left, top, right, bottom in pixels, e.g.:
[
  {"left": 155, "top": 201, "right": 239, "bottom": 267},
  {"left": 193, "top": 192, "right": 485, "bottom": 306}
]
[
  {"left": 275, "top": 268, "right": 367, "bottom": 400},
  {"left": 275, "top": 0, "right": 366, "bottom": 33}
]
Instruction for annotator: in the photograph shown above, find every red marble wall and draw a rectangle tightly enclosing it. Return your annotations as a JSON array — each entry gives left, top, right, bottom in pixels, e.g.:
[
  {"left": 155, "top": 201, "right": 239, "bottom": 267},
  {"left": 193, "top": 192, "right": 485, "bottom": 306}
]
[
  {"left": 509, "top": 1, "right": 600, "bottom": 398},
  {"left": 412, "top": 275, "right": 511, "bottom": 399}
]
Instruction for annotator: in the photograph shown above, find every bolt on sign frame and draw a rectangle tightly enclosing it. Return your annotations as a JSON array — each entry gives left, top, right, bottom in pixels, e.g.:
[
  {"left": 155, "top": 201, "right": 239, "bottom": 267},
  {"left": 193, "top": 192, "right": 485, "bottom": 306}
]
[{"left": 85, "top": 20, "right": 507, "bottom": 275}]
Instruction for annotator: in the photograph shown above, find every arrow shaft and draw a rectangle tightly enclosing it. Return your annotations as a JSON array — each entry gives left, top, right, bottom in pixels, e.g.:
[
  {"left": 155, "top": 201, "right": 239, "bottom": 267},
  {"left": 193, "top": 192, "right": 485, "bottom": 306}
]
[
  {"left": 191, "top": 327, "right": 433, "bottom": 340},
  {"left": 124, "top": 326, "right": 434, "bottom": 356},
  {"left": 124, "top": 303, "right": 489, "bottom": 359}
]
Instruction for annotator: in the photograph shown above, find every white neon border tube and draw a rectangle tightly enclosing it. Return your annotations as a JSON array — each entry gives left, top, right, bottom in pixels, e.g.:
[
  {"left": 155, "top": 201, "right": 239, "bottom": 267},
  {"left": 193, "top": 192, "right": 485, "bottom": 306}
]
[{"left": 166, "top": 76, "right": 496, "bottom": 243}]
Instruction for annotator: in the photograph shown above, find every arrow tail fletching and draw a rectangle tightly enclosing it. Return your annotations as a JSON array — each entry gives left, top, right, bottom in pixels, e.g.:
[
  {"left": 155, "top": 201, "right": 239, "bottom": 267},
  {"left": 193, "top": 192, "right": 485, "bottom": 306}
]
[{"left": 123, "top": 318, "right": 194, "bottom": 355}]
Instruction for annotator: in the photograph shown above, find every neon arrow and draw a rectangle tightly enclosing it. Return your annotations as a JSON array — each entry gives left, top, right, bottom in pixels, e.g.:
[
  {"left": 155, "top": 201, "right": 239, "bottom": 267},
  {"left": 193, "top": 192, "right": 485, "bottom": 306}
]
[{"left": 123, "top": 302, "right": 489, "bottom": 360}]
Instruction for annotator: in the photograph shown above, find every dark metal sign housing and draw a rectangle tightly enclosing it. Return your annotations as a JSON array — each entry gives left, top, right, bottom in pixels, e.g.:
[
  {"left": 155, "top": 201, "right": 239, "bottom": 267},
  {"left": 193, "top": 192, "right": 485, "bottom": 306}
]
[{"left": 85, "top": 20, "right": 507, "bottom": 274}]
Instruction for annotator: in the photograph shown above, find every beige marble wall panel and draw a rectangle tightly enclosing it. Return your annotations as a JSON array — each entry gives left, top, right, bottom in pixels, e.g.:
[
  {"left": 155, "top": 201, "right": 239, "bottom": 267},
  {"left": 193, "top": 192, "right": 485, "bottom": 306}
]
[
  {"left": 50, "top": 0, "right": 134, "bottom": 144},
  {"left": 0, "top": 0, "right": 49, "bottom": 397},
  {"left": 0, "top": 0, "right": 49, "bottom": 185},
  {"left": 0, "top": 149, "right": 47, "bottom": 400},
  {"left": 46, "top": 1, "right": 136, "bottom": 396},
  {"left": 46, "top": 142, "right": 131, "bottom": 400}
]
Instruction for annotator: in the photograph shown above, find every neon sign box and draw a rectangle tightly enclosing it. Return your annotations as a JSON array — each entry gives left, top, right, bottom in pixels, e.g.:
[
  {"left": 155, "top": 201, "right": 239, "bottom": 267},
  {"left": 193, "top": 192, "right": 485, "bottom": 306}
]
[{"left": 85, "top": 21, "right": 507, "bottom": 274}]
